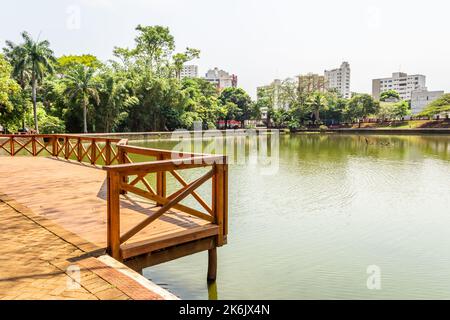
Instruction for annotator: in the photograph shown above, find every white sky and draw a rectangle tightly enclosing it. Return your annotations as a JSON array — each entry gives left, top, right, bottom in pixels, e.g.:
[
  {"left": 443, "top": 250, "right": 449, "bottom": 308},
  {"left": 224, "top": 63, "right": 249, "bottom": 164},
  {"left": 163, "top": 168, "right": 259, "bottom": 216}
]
[{"left": 1, "top": 0, "right": 449, "bottom": 98}]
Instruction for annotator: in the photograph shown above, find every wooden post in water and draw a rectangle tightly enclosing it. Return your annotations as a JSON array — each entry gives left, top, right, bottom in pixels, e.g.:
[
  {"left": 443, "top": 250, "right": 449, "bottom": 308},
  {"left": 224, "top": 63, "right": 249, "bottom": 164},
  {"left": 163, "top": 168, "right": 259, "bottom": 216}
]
[
  {"left": 107, "top": 171, "right": 121, "bottom": 261},
  {"left": 207, "top": 247, "right": 217, "bottom": 281}
]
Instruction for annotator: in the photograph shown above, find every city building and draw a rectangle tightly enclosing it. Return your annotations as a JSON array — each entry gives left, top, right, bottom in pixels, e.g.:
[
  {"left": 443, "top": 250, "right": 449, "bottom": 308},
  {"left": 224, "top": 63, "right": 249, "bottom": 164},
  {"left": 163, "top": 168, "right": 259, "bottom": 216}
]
[
  {"left": 372, "top": 72, "right": 426, "bottom": 101},
  {"left": 180, "top": 65, "right": 198, "bottom": 79},
  {"left": 204, "top": 68, "right": 238, "bottom": 90},
  {"left": 410, "top": 88, "right": 444, "bottom": 114},
  {"left": 298, "top": 73, "right": 326, "bottom": 94},
  {"left": 324, "top": 62, "right": 351, "bottom": 99},
  {"left": 257, "top": 79, "right": 284, "bottom": 110}
]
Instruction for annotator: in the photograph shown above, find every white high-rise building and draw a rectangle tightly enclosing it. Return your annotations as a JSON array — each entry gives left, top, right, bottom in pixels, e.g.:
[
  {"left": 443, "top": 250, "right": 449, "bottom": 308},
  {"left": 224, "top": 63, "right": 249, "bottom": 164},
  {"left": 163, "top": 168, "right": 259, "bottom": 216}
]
[
  {"left": 372, "top": 72, "right": 426, "bottom": 101},
  {"left": 324, "top": 62, "right": 351, "bottom": 99},
  {"left": 204, "top": 67, "right": 238, "bottom": 90},
  {"left": 180, "top": 65, "right": 198, "bottom": 79}
]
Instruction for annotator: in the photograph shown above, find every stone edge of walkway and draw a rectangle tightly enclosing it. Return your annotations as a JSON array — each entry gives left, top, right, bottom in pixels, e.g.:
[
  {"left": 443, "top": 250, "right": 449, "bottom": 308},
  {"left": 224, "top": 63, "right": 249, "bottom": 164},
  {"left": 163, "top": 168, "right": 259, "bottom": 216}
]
[{"left": 0, "top": 192, "right": 179, "bottom": 301}]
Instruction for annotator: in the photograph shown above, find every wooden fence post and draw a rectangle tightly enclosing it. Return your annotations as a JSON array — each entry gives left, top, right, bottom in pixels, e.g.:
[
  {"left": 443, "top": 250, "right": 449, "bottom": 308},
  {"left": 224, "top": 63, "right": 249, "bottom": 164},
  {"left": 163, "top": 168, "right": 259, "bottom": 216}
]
[
  {"left": 107, "top": 171, "right": 121, "bottom": 261},
  {"left": 91, "top": 139, "right": 96, "bottom": 165},
  {"left": 52, "top": 137, "right": 57, "bottom": 156},
  {"left": 117, "top": 146, "right": 128, "bottom": 195},
  {"left": 156, "top": 154, "right": 167, "bottom": 206},
  {"left": 105, "top": 141, "right": 111, "bottom": 165},
  {"left": 10, "top": 137, "right": 14, "bottom": 156},
  {"left": 64, "top": 136, "right": 69, "bottom": 160},
  {"left": 31, "top": 136, "right": 37, "bottom": 156},
  {"left": 77, "top": 138, "right": 82, "bottom": 162}
]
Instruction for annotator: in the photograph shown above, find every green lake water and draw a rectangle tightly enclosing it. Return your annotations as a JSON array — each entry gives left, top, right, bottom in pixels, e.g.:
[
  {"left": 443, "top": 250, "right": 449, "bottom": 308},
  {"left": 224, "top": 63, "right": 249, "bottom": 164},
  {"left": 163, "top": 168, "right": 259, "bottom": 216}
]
[{"left": 130, "top": 133, "right": 450, "bottom": 299}]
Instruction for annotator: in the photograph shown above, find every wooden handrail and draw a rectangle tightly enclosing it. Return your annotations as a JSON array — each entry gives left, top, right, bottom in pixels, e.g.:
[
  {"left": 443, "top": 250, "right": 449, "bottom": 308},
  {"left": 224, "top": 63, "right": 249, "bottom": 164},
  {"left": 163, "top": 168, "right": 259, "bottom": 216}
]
[
  {"left": 0, "top": 134, "right": 127, "bottom": 166},
  {"left": 1, "top": 133, "right": 229, "bottom": 263},
  {"left": 104, "top": 143, "right": 228, "bottom": 261}
]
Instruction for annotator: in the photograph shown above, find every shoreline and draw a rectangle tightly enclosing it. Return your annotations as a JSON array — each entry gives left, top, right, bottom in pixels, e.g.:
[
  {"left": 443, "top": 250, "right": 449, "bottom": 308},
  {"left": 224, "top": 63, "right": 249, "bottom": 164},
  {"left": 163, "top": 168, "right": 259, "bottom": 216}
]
[{"left": 76, "top": 128, "right": 450, "bottom": 141}]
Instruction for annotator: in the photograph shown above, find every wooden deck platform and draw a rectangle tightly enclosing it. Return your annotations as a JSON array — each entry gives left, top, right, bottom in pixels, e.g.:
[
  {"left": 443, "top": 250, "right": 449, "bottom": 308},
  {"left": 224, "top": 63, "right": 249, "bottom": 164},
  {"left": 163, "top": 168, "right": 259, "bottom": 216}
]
[
  {"left": 0, "top": 134, "right": 228, "bottom": 281},
  {"left": 0, "top": 156, "right": 214, "bottom": 257}
]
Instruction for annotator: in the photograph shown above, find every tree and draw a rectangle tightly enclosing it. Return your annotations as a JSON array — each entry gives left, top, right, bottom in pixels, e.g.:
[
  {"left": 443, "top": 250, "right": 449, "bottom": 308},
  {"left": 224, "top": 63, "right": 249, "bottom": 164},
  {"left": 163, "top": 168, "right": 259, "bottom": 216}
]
[
  {"left": 345, "top": 94, "right": 379, "bottom": 121},
  {"left": 219, "top": 87, "right": 253, "bottom": 126},
  {"left": 133, "top": 25, "right": 175, "bottom": 74},
  {"left": 0, "top": 54, "right": 25, "bottom": 132},
  {"left": 172, "top": 48, "right": 200, "bottom": 80},
  {"left": 380, "top": 90, "right": 400, "bottom": 102},
  {"left": 391, "top": 100, "right": 410, "bottom": 119},
  {"left": 63, "top": 65, "right": 100, "bottom": 133},
  {"left": 306, "top": 92, "right": 328, "bottom": 123},
  {"left": 418, "top": 94, "right": 450, "bottom": 117},
  {"left": 0, "top": 54, "right": 21, "bottom": 114},
  {"left": 56, "top": 54, "right": 102, "bottom": 74},
  {"left": 4, "top": 31, "right": 56, "bottom": 132}
]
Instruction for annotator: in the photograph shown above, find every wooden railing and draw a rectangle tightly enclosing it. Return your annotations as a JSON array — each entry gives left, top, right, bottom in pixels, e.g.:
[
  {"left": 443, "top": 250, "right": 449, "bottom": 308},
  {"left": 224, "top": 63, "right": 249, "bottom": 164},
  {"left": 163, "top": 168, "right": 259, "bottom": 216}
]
[
  {"left": 0, "top": 133, "right": 229, "bottom": 263},
  {"left": 103, "top": 144, "right": 228, "bottom": 261},
  {"left": 0, "top": 134, "right": 125, "bottom": 166}
]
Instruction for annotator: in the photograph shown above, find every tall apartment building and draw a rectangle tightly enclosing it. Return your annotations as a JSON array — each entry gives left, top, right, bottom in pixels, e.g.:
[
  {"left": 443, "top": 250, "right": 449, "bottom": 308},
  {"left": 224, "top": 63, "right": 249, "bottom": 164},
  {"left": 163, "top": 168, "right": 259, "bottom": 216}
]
[
  {"left": 298, "top": 73, "right": 326, "bottom": 94},
  {"left": 324, "top": 62, "right": 351, "bottom": 99},
  {"left": 180, "top": 65, "right": 198, "bottom": 79},
  {"left": 410, "top": 88, "right": 444, "bottom": 114},
  {"left": 257, "top": 79, "right": 284, "bottom": 110},
  {"left": 372, "top": 72, "right": 426, "bottom": 101},
  {"left": 204, "top": 68, "right": 238, "bottom": 90}
]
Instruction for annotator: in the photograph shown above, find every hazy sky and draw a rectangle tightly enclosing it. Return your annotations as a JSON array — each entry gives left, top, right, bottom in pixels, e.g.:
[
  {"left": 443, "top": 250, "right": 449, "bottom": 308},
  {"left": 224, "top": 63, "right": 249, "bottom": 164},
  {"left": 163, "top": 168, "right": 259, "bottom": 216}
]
[{"left": 1, "top": 0, "right": 449, "bottom": 98}]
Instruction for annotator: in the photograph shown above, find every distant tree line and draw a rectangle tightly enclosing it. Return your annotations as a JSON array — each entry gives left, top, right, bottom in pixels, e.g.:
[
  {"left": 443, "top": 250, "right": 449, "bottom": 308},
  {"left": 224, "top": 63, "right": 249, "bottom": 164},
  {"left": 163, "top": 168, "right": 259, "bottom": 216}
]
[{"left": 0, "top": 26, "right": 258, "bottom": 134}]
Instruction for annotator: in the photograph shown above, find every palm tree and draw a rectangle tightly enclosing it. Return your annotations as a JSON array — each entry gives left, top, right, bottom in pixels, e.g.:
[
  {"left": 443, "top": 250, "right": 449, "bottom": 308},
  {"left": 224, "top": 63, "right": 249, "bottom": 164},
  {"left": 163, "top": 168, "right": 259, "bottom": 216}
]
[
  {"left": 4, "top": 32, "right": 55, "bottom": 132},
  {"left": 307, "top": 92, "right": 328, "bottom": 124},
  {"left": 63, "top": 65, "right": 100, "bottom": 133}
]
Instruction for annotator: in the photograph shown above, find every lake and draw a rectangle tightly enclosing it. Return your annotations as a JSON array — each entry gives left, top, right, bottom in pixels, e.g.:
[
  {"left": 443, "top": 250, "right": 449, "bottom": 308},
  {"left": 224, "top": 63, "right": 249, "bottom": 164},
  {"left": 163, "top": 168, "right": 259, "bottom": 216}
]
[{"left": 130, "top": 133, "right": 450, "bottom": 299}]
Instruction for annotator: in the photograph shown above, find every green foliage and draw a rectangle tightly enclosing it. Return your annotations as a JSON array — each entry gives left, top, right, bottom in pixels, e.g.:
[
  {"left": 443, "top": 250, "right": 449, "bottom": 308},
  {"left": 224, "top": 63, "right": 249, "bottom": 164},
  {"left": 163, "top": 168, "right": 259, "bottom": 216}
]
[
  {"left": 56, "top": 55, "right": 102, "bottom": 73},
  {"left": 25, "top": 104, "right": 65, "bottom": 133},
  {"left": 0, "top": 54, "right": 21, "bottom": 113},
  {"left": 63, "top": 65, "right": 100, "bottom": 133},
  {"left": 380, "top": 89, "right": 400, "bottom": 102},
  {"left": 418, "top": 93, "right": 450, "bottom": 117},
  {"left": 345, "top": 94, "right": 379, "bottom": 121},
  {"left": 3, "top": 31, "right": 56, "bottom": 132},
  {"left": 219, "top": 87, "right": 253, "bottom": 124}
]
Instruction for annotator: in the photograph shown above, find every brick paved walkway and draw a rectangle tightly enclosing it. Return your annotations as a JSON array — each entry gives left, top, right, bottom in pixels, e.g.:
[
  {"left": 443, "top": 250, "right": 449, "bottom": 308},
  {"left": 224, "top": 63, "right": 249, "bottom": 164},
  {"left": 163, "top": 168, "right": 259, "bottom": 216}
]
[{"left": 0, "top": 200, "right": 166, "bottom": 300}]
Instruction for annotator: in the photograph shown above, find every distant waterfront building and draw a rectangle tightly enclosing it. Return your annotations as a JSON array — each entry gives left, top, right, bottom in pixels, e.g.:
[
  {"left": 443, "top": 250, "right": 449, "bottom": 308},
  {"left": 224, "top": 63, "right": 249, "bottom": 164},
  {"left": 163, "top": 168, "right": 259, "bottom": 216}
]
[
  {"left": 257, "top": 79, "right": 283, "bottom": 110},
  {"left": 410, "top": 88, "right": 444, "bottom": 114},
  {"left": 298, "top": 73, "right": 326, "bottom": 94},
  {"left": 180, "top": 65, "right": 198, "bottom": 79},
  {"left": 324, "top": 62, "right": 351, "bottom": 99},
  {"left": 372, "top": 72, "right": 426, "bottom": 101},
  {"left": 204, "top": 68, "right": 238, "bottom": 90}
]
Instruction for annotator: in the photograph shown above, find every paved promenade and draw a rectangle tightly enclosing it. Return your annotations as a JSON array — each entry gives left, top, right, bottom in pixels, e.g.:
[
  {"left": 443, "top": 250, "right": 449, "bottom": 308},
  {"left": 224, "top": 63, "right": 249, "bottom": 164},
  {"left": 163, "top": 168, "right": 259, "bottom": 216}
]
[{"left": 0, "top": 199, "right": 172, "bottom": 300}]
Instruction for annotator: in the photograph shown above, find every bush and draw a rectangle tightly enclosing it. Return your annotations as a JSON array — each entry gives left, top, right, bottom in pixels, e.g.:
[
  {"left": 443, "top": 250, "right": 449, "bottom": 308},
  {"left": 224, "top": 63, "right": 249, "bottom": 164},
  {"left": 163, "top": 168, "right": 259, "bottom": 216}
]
[{"left": 319, "top": 125, "right": 329, "bottom": 131}]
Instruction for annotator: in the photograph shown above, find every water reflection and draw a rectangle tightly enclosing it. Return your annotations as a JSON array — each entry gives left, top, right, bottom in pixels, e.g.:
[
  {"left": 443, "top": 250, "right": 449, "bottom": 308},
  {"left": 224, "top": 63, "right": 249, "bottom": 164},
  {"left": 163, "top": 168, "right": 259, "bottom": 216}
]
[{"left": 135, "top": 133, "right": 450, "bottom": 299}]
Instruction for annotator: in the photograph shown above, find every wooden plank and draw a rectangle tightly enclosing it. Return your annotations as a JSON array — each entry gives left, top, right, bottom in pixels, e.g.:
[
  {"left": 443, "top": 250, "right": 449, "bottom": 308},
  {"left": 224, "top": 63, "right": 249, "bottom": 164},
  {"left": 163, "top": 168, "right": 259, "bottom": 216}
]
[
  {"left": 124, "top": 237, "right": 216, "bottom": 269},
  {"left": 121, "top": 224, "right": 218, "bottom": 259},
  {"left": 103, "top": 155, "right": 225, "bottom": 174}
]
